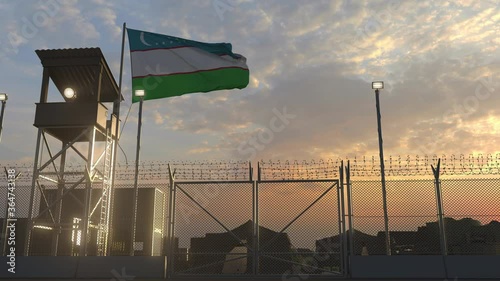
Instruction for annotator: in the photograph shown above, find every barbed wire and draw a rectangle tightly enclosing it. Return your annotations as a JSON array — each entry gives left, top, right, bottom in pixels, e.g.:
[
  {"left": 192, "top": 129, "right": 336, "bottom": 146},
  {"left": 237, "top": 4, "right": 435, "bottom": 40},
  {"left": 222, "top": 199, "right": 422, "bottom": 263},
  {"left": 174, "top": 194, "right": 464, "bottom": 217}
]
[
  {"left": 259, "top": 154, "right": 500, "bottom": 180},
  {"left": 349, "top": 154, "right": 500, "bottom": 177},
  {"left": 1, "top": 160, "right": 251, "bottom": 183},
  {"left": 2, "top": 154, "right": 500, "bottom": 183},
  {"left": 258, "top": 159, "right": 341, "bottom": 180},
  {"left": 169, "top": 160, "right": 250, "bottom": 181}
]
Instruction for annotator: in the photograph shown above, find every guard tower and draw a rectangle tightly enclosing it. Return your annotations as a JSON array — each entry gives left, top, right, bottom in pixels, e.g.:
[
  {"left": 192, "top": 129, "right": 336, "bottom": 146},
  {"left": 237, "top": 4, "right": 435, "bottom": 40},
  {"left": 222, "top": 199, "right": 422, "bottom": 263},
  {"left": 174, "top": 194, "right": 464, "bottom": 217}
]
[{"left": 25, "top": 48, "right": 122, "bottom": 256}]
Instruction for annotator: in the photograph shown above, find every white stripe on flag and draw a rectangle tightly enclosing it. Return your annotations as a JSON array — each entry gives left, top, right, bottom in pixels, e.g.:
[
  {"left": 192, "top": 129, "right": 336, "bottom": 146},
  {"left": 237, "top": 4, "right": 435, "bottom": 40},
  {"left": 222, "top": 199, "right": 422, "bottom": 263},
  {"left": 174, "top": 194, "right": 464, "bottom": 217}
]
[{"left": 130, "top": 47, "right": 248, "bottom": 77}]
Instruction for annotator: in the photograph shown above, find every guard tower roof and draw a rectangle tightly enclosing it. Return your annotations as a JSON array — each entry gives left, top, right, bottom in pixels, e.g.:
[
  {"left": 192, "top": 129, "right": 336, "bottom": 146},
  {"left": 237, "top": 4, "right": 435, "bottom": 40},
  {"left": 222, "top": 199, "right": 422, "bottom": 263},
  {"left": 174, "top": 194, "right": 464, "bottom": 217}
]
[{"left": 35, "top": 48, "right": 123, "bottom": 102}]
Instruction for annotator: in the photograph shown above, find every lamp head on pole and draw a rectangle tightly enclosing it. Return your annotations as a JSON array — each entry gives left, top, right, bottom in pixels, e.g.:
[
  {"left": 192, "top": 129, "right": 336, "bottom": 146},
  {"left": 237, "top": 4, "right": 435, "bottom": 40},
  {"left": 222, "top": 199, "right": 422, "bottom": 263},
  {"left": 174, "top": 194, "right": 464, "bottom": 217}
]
[
  {"left": 372, "top": 81, "right": 384, "bottom": 90},
  {"left": 0, "top": 93, "right": 8, "bottom": 102},
  {"left": 134, "top": 89, "right": 145, "bottom": 97}
]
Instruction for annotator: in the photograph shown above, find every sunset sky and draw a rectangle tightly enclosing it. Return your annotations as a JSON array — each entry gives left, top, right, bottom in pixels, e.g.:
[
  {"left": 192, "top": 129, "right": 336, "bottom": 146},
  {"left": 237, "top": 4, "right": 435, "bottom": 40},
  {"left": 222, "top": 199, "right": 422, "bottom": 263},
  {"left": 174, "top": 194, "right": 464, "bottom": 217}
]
[{"left": 0, "top": 0, "right": 498, "bottom": 165}]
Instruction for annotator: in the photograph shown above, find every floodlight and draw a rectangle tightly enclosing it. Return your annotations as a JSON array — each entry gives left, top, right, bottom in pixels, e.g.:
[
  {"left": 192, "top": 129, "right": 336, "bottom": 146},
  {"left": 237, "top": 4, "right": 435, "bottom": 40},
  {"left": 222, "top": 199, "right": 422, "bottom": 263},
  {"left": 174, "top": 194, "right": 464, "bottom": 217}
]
[
  {"left": 372, "top": 81, "right": 384, "bottom": 90},
  {"left": 135, "top": 89, "right": 145, "bottom": 97},
  {"left": 0, "top": 93, "right": 7, "bottom": 101}
]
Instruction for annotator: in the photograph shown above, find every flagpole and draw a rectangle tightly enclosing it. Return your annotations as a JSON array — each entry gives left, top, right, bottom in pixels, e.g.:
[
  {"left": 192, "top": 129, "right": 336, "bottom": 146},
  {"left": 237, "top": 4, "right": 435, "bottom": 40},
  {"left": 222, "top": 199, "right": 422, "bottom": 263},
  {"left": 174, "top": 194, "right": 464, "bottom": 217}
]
[
  {"left": 108, "top": 22, "right": 126, "bottom": 256},
  {"left": 130, "top": 91, "right": 144, "bottom": 256}
]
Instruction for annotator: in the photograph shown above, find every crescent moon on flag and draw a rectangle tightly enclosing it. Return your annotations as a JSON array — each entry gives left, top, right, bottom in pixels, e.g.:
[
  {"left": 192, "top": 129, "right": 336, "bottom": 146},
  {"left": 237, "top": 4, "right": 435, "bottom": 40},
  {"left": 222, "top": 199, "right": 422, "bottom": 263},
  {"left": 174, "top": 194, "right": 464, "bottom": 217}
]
[{"left": 140, "top": 32, "right": 152, "bottom": 46}]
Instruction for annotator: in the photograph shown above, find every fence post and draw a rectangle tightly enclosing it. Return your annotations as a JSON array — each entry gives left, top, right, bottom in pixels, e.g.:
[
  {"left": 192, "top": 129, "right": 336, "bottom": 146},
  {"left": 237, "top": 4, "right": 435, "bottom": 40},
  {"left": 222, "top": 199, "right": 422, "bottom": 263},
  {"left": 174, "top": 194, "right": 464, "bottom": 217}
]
[
  {"left": 166, "top": 164, "right": 176, "bottom": 278},
  {"left": 338, "top": 161, "right": 346, "bottom": 276},
  {"left": 431, "top": 159, "right": 447, "bottom": 257},
  {"left": 252, "top": 161, "right": 259, "bottom": 276},
  {"left": 345, "top": 160, "right": 354, "bottom": 276}
]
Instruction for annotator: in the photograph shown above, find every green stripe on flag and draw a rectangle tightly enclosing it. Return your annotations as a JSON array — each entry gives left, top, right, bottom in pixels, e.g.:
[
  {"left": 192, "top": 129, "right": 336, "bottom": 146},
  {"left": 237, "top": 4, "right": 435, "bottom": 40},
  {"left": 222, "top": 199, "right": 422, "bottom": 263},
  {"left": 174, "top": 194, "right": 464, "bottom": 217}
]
[{"left": 132, "top": 68, "right": 249, "bottom": 103}]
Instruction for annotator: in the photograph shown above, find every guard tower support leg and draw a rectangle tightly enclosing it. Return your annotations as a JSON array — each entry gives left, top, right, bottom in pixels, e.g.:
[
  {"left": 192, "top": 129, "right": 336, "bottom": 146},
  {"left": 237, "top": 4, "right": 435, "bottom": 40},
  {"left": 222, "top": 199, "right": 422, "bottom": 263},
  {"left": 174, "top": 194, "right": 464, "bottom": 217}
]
[
  {"left": 24, "top": 129, "right": 42, "bottom": 256},
  {"left": 80, "top": 127, "right": 95, "bottom": 256},
  {"left": 24, "top": 67, "right": 50, "bottom": 256},
  {"left": 50, "top": 142, "right": 67, "bottom": 256}
]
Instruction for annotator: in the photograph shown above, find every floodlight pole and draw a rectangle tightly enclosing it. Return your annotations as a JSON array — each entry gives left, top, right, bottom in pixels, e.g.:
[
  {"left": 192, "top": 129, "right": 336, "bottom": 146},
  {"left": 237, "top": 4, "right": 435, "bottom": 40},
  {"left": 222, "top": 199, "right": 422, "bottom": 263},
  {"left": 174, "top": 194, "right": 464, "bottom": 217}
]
[
  {"left": 107, "top": 21, "right": 126, "bottom": 256},
  {"left": 0, "top": 100, "right": 6, "bottom": 142},
  {"left": 130, "top": 96, "right": 144, "bottom": 256},
  {"left": 375, "top": 88, "right": 391, "bottom": 255},
  {"left": 432, "top": 159, "right": 447, "bottom": 256}
]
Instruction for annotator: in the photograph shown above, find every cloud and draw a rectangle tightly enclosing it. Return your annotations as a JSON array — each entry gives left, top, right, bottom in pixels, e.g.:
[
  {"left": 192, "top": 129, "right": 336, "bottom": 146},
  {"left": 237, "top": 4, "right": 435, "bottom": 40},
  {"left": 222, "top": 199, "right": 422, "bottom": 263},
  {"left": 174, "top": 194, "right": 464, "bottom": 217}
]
[
  {"left": 0, "top": 0, "right": 498, "bottom": 163},
  {"left": 91, "top": 6, "right": 122, "bottom": 40}
]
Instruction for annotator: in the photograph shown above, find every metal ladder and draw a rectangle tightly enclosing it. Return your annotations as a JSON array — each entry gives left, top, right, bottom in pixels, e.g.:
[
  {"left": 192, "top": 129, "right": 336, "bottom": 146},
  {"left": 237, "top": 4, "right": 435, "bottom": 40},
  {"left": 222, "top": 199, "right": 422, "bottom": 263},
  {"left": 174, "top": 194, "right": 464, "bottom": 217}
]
[{"left": 96, "top": 128, "right": 114, "bottom": 256}]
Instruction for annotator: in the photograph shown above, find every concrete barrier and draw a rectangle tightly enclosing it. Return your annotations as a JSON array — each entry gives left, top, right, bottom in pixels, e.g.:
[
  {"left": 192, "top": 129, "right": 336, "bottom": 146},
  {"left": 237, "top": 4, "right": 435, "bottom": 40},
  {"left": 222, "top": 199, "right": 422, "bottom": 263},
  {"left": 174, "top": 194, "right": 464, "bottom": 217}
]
[
  {"left": 351, "top": 255, "right": 447, "bottom": 279},
  {"left": 0, "top": 256, "right": 79, "bottom": 278},
  {"left": 2, "top": 255, "right": 499, "bottom": 279},
  {"left": 446, "top": 256, "right": 500, "bottom": 279},
  {"left": 76, "top": 256, "right": 166, "bottom": 279},
  {"left": 0, "top": 256, "right": 166, "bottom": 279}
]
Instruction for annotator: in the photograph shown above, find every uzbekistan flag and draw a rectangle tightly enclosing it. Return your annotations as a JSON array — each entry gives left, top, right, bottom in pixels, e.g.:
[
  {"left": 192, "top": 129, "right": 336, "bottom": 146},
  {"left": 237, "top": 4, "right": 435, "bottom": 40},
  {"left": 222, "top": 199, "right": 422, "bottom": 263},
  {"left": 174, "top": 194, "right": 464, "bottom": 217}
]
[{"left": 127, "top": 28, "right": 250, "bottom": 103}]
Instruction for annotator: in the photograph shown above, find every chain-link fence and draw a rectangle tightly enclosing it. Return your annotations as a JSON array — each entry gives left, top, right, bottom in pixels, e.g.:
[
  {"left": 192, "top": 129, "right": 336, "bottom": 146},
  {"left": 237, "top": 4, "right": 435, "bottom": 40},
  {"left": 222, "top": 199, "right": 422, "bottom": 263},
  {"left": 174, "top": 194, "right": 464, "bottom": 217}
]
[
  {"left": 257, "top": 180, "right": 341, "bottom": 275},
  {"left": 441, "top": 178, "right": 500, "bottom": 255},
  {"left": 171, "top": 181, "right": 254, "bottom": 275},
  {"left": 350, "top": 179, "right": 439, "bottom": 255},
  {"left": 350, "top": 178, "right": 500, "bottom": 256},
  {"left": 2, "top": 157, "right": 500, "bottom": 262}
]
